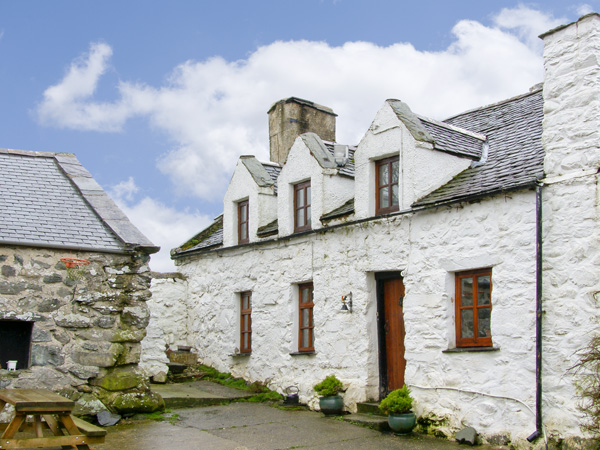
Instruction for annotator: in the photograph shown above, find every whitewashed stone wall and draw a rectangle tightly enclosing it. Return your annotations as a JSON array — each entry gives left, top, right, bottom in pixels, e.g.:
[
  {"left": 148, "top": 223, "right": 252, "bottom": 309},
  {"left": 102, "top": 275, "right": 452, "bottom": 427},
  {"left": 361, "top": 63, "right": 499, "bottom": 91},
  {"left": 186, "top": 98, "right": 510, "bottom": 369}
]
[
  {"left": 140, "top": 273, "right": 189, "bottom": 379},
  {"left": 540, "top": 13, "right": 600, "bottom": 446},
  {"left": 175, "top": 189, "right": 541, "bottom": 446}
]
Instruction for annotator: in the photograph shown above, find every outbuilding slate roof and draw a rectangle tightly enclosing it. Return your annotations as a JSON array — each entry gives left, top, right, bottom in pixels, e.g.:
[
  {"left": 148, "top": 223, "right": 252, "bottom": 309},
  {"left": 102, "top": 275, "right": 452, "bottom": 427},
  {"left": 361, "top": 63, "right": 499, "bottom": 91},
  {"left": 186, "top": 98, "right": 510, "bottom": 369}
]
[
  {"left": 0, "top": 149, "right": 158, "bottom": 254},
  {"left": 414, "top": 88, "right": 544, "bottom": 207}
]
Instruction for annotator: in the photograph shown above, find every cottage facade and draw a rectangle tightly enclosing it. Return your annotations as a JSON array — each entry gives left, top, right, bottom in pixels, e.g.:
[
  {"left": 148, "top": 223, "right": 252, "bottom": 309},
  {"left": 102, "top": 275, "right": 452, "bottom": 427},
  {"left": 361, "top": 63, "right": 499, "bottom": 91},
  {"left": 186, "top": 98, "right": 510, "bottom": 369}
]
[
  {"left": 0, "top": 149, "right": 162, "bottom": 415},
  {"left": 167, "top": 15, "right": 600, "bottom": 448}
]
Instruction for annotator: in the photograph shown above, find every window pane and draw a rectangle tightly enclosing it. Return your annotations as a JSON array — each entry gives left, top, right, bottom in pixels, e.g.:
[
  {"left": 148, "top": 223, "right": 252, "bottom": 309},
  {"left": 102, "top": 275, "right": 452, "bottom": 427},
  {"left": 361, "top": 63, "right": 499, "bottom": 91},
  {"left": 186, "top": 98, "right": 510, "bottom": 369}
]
[
  {"left": 243, "top": 333, "right": 248, "bottom": 349},
  {"left": 302, "top": 308, "right": 310, "bottom": 327},
  {"left": 478, "top": 308, "right": 491, "bottom": 337},
  {"left": 477, "top": 276, "right": 491, "bottom": 305},
  {"left": 302, "top": 287, "right": 310, "bottom": 303},
  {"left": 306, "top": 186, "right": 311, "bottom": 206},
  {"left": 379, "top": 163, "right": 389, "bottom": 187},
  {"left": 391, "top": 161, "right": 399, "bottom": 183},
  {"left": 461, "top": 309, "right": 474, "bottom": 338},
  {"left": 306, "top": 205, "right": 311, "bottom": 225},
  {"left": 392, "top": 184, "right": 399, "bottom": 206},
  {"left": 379, "top": 186, "right": 389, "bottom": 208},
  {"left": 240, "top": 226, "right": 247, "bottom": 241},
  {"left": 460, "top": 278, "right": 473, "bottom": 306},
  {"left": 296, "top": 188, "right": 304, "bottom": 207},
  {"left": 243, "top": 315, "right": 249, "bottom": 330},
  {"left": 240, "top": 204, "right": 247, "bottom": 221},
  {"left": 297, "top": 207, "right": 305, "bottom": 226},
  {"left": 302, "top": 329, "right": 309, "bottom": 348}
]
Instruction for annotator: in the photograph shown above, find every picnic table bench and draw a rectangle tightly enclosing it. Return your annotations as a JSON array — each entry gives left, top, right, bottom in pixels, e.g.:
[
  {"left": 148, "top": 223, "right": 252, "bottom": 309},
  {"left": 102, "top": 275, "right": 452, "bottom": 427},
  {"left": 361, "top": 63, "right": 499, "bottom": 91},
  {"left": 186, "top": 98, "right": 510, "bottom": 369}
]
[{"left": 0, "top": 388, "right": 106, "bottom": 449}]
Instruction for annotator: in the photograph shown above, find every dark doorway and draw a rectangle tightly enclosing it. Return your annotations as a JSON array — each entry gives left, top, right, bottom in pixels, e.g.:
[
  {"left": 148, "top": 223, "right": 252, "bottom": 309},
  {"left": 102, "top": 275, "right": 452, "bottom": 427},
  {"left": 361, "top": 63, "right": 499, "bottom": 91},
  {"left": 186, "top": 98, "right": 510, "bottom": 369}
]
[
  {"left": 0, "top": 320, "right": 33, "bottom": 370},
  {"left": 376, "top": 272, "right": 406, "bottom": 399}
]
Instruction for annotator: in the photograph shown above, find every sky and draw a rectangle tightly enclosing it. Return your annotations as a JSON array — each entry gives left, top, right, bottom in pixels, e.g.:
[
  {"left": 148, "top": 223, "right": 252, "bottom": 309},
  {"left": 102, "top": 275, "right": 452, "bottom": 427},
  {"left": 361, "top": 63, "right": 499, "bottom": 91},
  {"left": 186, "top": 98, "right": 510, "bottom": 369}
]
[{"left": 0, "top": 1, "right": 597, "bottom": 272}]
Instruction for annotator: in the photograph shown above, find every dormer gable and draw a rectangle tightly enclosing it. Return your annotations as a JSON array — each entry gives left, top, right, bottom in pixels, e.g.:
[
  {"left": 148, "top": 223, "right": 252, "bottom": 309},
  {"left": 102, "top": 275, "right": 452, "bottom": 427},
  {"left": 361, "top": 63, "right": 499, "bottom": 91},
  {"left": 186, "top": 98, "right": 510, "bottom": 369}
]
[
  {"left": 277, "top": 133, "right": 354, "bottom": 236},
  {"left": 223, "top": 156, "right": 279, "bottom": 247},
  {"left": 354, "top": 99, "right": 484, "bottom": 218}
]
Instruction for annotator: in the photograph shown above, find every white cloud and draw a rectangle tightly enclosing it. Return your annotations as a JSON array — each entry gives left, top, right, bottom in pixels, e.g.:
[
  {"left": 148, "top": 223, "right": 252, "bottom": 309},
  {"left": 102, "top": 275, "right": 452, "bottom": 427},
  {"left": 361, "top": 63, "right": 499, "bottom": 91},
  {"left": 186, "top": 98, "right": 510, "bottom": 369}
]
[
  {"left": 37, "top": 42, "right": 133, "bottom": 131},
  {"left": 493, "top": 5, "right": 566, "bottom": 52},
  {"left": 109, "top": 179, "right": 213, "bottom": 272},
  {"left": 576, "top": 4, "right": 594, "bottom": 16}
]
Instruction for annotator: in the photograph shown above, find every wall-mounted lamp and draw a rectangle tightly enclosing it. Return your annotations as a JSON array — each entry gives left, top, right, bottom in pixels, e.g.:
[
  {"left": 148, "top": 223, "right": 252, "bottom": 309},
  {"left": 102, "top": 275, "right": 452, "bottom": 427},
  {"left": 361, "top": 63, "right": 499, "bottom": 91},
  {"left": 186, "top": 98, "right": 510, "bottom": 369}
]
[{"left": 341, "top": 292, "right": 353, "bottom": 312}]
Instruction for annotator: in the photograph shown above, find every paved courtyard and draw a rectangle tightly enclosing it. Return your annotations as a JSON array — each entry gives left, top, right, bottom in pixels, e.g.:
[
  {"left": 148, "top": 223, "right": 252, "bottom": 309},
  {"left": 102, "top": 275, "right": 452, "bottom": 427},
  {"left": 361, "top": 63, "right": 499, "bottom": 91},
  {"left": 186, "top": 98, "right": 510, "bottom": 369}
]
[{"left": 94, "top": 402, "right": 508, "bottom": 450}]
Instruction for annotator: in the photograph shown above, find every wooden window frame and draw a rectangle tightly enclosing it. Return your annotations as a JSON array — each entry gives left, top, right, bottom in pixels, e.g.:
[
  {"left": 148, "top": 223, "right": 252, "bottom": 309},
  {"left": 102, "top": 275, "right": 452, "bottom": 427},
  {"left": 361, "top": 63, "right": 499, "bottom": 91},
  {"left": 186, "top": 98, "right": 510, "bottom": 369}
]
[
  {"left": 238, "top": 200, "right": 249, "bottom": 245},
  {"left": 455, "top": 269, "right": 492, "bottom": 348},
  {"left": 240, "top": 291, "right": 252, "bottom": 354},
  {"left": 293, "top": 181, "right": 311, "bottom": 232},
  {"left": 375, "top": 156, "right": 399, "bottom": 215},
  {"left": 298, "top": 282, "right": 314, "bottom": 352}
]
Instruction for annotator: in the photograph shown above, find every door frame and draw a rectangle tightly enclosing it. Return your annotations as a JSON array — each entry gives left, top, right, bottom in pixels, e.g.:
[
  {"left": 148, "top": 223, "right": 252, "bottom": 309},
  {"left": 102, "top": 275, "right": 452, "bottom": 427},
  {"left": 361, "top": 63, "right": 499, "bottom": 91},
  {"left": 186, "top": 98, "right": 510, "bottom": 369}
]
[{"left": 375, "top": 271, "right": 404, "bottom": 400}]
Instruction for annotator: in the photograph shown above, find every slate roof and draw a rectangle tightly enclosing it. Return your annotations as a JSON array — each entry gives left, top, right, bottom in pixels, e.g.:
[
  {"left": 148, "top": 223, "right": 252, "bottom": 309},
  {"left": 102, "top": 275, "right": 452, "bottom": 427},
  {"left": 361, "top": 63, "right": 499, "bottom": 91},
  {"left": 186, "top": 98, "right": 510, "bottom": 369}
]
[
  {"left": 262, "top": 163, "right": 282, "bottom": 193},
  {"left": 257, "top": 219, "right": 278, "bottom": 237},
  {"left": 173, "top": 215, "right": 223, "bottom": 254},
  {"left": 173, "top": 89, "right": 545, "bottom": 257},
  {"left": 0, "top": 149, "right": 158, "bottom": 254},
  {"left": 414, "top": 88, "right": 544, "bottom": 207},
  {"left": 320, "top": 198, "right": 354, "bottom": 222}
]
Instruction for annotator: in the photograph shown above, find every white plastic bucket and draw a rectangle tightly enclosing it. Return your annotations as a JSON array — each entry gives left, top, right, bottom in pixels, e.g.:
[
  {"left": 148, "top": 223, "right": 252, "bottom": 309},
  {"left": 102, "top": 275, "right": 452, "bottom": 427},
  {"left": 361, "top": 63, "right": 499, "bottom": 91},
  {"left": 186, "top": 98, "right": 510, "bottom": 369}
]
[{"left": 6, "top": 360, "right": 17, "bottom": 371}]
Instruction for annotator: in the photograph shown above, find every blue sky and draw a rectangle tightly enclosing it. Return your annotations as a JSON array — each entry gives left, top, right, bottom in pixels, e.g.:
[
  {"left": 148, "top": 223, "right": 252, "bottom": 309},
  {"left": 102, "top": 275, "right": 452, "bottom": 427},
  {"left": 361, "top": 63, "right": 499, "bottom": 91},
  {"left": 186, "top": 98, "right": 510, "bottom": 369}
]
[{"left": 0, "top": 1, "right": 597, "bottom": 271}]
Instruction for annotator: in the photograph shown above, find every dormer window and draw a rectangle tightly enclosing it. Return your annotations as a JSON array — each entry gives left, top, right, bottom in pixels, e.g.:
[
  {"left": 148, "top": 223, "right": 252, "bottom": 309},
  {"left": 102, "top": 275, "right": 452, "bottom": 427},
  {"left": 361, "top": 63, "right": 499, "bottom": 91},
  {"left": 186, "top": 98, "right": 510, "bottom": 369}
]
[
  {"left": 375, "top": 156, "right": 399, "bottom": 215},
  {"left": 294, "top": 181, "right": 311, "bottom": 232},
  {"left": 238, "top": 200, "right": 249, "bottom": 244}
]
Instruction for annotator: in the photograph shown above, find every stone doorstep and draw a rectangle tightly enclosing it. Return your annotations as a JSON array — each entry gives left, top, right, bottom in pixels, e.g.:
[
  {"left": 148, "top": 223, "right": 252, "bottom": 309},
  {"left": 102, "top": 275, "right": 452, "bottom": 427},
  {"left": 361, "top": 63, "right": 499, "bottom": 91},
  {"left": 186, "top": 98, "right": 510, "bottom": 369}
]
[
  {"left": 342, "top": 412, "right": 390, "bottom": 432},
  {"left": 356, "top": 401, "right": 385, "bottom": 416}
]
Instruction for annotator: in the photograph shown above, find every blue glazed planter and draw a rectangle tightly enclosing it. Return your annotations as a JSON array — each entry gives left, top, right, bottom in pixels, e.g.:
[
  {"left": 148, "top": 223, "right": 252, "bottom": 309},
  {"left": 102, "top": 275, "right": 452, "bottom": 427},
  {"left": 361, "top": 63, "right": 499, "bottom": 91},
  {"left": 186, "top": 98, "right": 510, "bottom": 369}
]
[
  {"left": 319, "top": 395, "right": 344, "bottom": 415},
  {"left": 388, "top": 412, "right": 416, "bottom": 434}
]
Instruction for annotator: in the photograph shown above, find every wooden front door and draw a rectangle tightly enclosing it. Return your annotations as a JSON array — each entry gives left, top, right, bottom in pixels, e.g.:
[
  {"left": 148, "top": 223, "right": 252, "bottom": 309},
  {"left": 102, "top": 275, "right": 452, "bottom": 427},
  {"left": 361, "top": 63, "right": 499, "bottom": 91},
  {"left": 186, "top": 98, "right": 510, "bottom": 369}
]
[{"left": 377, "top": 274, "right": 406, "bottom": 397}]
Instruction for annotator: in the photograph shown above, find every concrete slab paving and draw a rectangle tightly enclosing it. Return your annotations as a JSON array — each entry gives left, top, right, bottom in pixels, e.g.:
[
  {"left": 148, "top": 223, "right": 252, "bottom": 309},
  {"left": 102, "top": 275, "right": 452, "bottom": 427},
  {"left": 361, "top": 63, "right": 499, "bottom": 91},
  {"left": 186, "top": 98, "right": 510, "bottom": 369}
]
[{"left": 92, "top": 402, "right": 510, "bottom": 450}]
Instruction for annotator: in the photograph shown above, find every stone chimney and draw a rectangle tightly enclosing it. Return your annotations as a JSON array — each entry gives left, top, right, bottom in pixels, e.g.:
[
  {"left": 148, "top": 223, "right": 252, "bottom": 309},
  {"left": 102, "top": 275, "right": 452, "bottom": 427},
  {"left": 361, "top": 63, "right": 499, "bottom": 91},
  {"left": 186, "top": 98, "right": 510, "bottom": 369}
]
[
  {"left": 268, "top": 97, "right": 337, "bottom": 164},
  {"left": 540, "top": 13, "right": 600, "bottom": 177}
]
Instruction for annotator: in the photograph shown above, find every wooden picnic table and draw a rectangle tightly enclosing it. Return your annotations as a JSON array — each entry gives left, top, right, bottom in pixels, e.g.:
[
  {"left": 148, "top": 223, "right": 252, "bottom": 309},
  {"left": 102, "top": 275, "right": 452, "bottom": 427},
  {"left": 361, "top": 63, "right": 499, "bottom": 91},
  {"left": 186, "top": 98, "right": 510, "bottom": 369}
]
[{"left": 0, "top": 388, "right": 106, "bottom": 449}]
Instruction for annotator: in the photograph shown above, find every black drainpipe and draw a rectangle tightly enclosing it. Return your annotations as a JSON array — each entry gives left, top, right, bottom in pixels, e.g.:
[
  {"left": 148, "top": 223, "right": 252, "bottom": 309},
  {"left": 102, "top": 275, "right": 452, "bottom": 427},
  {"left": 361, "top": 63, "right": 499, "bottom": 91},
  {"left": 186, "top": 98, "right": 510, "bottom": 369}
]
[{"left": 535, "top": 183, "right": 544, "bottom": 439}]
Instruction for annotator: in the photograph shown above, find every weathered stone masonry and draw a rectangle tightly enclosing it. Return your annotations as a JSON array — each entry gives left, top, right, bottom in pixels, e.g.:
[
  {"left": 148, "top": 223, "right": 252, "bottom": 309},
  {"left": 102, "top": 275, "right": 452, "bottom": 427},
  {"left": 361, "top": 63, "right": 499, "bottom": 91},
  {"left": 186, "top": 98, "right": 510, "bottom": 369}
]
[{"left": 0, "top": 246, "right": 163, "bottom": 415}]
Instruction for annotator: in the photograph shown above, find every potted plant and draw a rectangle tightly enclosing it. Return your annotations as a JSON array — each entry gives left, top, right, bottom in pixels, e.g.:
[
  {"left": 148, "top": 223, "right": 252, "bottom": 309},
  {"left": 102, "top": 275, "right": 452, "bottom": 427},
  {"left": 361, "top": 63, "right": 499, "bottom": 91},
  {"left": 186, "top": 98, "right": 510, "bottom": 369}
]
[
  {"left": 314, "top": 375, "right": 345, "bottom": 415},
  {"left": 379, "top": 385, "right": 416, "bottom": 434}
]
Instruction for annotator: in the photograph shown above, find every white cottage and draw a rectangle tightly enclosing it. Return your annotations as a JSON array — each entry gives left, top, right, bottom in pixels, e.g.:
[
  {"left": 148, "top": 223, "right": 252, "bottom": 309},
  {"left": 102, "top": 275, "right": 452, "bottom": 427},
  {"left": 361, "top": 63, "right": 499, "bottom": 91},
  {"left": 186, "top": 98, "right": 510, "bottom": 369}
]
[{"left": 168, "top": 14, "right": 600, "bottom": 448}]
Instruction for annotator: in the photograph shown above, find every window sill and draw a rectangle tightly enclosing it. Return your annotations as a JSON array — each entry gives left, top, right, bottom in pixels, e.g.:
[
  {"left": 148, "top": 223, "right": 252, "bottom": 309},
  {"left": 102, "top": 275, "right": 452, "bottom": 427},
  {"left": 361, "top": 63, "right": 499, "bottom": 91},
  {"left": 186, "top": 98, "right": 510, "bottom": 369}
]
[
  {"left": 229, "top": 352, "right": 251, "bottom": 357},
  {"left": 443, "top": 346, "right": 499, "bottom": 353},
  {"left": 289, "top": 351, "right": 316, "bottom": 356}
]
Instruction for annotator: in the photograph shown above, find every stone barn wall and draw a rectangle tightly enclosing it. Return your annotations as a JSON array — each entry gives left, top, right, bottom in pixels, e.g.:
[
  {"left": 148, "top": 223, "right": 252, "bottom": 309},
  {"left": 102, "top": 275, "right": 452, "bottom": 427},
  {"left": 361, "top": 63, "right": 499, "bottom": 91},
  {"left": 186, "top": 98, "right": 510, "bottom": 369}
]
[{"left": 0, "top": 245, "right": 163, "bottom": 415}]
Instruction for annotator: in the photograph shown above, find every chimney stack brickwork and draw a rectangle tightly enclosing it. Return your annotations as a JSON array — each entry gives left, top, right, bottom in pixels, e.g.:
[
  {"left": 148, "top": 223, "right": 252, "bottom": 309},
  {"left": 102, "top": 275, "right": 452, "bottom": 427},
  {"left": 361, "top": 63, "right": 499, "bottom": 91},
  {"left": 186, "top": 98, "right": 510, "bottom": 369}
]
[{"left": 268, "top": 97, "right": 337, "bottom": 165}]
